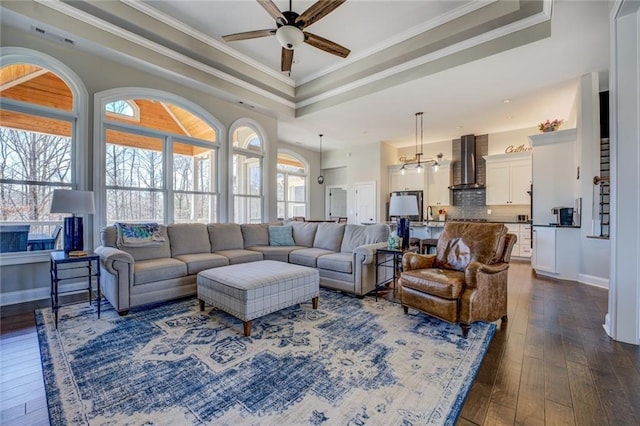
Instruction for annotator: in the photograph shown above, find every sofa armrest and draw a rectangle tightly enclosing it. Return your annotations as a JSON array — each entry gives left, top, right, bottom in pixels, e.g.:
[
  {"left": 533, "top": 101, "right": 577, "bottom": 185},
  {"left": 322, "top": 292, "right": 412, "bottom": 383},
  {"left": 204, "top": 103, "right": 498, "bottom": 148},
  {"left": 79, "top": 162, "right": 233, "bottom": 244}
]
[
  {"left": 95, "top": 245, "right": 134, "bottom": 275},
  {"left": 353, "top": 242, "right": 388, "bottom": 265}
]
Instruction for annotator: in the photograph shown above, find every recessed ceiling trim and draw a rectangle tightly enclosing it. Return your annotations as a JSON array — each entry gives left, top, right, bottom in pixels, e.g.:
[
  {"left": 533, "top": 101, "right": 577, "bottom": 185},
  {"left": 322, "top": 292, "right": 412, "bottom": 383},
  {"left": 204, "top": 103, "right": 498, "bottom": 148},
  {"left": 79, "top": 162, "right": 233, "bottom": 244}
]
[
  {"left": 33, "top": 0, "right": 295, "bottom": 109},
  {"left": 121, "top": 0, "right": 295, "bottom": 88},
  {"left": 296, "top": 0, "right": 504, "bottom": 86},
  {"left": 296, "top": 2, "right": 552, "bottom": 110}
]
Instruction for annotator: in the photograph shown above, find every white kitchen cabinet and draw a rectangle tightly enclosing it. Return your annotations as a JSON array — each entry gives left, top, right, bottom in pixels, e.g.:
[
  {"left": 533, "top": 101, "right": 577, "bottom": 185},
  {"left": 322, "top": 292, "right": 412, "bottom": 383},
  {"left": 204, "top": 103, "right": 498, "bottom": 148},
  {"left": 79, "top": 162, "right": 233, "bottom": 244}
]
[
  {"left": 389, "top": 167, "right": 425, "bottom": 192},
  {"left": 484, "top": 152, "right": 532, "bottom": 205},
  {"left": 506, "top": 223, "right": 532, "bottom": 259},
  {"left": 532, "top": 225, "right": 579, "bottom": 279},
  {"left": 427, "top": 161, "right": 451, "bottom": 207}
]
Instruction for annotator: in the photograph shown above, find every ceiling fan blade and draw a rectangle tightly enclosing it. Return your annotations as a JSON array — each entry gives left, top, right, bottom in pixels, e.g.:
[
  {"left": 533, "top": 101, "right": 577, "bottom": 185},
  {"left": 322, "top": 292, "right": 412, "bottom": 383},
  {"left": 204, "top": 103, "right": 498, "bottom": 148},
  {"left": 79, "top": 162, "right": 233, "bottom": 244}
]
[
  {"left": 257, "top": 0, "right": 286, "bottom": 23},
  {"left": 281, "top": 48, "right": 294, "bottom": 72},
  {"left": 296, "top": 0, "right": 346, "bottom": 29},
  {"left": 304, "top": 31, "right": 350, "bottom": 58},
  {"left": 222, "top": 29, "right": 276, "bottom": 42}
]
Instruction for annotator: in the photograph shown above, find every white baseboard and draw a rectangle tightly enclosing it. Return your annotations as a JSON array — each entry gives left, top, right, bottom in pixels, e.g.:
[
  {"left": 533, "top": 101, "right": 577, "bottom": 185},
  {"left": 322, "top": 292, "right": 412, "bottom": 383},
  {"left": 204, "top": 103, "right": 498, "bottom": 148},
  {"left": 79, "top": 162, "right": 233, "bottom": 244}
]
[
  {"left": 0, "top": 281, "right": 90, "bottom": 306},
  {"left": 577, "top": 273, "right": 609, "bottom": 289}
]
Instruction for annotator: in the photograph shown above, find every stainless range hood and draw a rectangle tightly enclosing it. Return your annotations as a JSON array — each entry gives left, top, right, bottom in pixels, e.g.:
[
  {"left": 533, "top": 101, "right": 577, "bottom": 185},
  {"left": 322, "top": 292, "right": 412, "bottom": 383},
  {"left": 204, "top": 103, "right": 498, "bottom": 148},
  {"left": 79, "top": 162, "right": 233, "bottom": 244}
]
[{"left": 449, "top": 134, "right": 484, "bottom": 189}]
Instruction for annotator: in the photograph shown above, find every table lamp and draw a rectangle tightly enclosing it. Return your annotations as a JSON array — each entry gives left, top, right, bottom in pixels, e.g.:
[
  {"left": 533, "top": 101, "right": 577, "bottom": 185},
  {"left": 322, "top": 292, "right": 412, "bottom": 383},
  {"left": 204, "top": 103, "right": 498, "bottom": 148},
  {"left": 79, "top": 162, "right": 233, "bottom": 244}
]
[
  {"left": 389, "top": 194, "right": 418, "bottom": 250},
  {"left": 50, "top": 189, "right": 95, "bottom": 253}
]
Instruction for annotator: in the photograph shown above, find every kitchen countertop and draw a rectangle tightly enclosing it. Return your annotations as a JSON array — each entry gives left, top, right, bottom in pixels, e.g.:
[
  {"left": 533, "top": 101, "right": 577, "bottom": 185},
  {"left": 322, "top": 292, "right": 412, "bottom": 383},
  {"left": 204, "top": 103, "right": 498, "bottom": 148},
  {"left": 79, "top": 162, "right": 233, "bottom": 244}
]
[{"left": 532, "top": 223, "right": 581, "bottom": 228}]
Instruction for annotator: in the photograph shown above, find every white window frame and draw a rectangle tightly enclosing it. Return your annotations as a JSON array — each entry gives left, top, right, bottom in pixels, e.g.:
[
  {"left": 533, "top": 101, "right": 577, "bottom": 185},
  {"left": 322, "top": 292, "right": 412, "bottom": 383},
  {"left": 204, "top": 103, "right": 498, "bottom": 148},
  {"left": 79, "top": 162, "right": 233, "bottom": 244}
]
[
  {"left": 229, "top": 119, "right": 266, "bottom": 224},
  {"left": 276, "top": 149, "right": 309, "bottom": 220},
  {"left": 94, "top": 88, "right": 224, "bottom": 230},
  {"left": 0, "top": 47, "right": 88, "bottom": 265}
]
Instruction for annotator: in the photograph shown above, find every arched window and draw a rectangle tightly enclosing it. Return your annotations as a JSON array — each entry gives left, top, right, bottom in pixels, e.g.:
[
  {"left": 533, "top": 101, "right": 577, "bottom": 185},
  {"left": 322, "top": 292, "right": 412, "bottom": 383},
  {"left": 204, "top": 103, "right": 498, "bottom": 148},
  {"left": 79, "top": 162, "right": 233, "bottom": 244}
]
[
  {"left": 277, "top": 151, "right": 308, "bottom": 220},
  {"left": 231, "top": 123, "right": 264, "bottom": 224},
  {"left": 0, "top": 50, "right": 86, "bottom": 255},
  {"left": 96, "top": 89, "right": 221, "bottom": 226}
]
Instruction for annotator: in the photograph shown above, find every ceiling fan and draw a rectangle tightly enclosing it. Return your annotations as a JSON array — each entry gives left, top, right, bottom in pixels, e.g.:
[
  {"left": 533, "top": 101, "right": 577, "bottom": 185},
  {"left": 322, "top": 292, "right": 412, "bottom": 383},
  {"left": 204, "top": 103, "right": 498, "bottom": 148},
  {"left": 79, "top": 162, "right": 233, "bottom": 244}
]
[{"left": 222, "top": 0, "right": 351, "bottom": 73}]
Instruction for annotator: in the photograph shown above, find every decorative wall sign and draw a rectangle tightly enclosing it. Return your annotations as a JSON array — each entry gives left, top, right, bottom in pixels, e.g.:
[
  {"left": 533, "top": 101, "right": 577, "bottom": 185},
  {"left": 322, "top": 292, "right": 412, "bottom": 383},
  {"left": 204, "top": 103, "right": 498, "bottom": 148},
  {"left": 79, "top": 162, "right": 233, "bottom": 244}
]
[{"left": 504, "top": 144, "right": 532, "bottom": 153}]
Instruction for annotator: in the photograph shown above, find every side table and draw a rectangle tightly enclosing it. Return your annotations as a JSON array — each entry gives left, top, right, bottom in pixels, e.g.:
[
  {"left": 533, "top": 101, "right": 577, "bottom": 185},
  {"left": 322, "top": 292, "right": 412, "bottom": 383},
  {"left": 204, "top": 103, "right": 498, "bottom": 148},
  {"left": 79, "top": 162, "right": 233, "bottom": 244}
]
[
  {"left": 374, "top": 246, "right": 418, "bottom": 301},
  {"left": 50, "top": 251, "right": 101, "bottom": 328}
]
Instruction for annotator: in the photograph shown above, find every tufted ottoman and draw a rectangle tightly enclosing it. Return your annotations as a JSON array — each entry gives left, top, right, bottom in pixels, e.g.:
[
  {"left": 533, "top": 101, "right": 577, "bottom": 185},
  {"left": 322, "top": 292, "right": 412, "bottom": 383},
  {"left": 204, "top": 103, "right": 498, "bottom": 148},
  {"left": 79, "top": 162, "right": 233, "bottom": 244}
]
[{"left": 197, "top": 260, "right": 319, "bottom": 336}]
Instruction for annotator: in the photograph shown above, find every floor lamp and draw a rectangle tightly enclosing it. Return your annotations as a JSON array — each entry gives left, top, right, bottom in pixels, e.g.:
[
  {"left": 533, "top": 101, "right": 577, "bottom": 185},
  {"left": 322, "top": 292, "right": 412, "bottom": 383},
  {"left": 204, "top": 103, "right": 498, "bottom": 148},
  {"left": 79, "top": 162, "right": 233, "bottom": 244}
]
[
  {"left": 50, "top": 189, "right": 95, "bottom": 254},
  {"left": 389, "top": 194, "right": 418, "bottom": 250}
]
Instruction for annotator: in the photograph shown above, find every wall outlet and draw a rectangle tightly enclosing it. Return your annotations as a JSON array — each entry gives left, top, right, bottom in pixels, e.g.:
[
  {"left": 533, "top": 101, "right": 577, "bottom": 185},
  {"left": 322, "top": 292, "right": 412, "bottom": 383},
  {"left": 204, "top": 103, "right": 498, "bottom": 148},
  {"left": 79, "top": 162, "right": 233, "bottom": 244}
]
[{"left": 487, "top": 209, "right": 492, "bottom": 215}]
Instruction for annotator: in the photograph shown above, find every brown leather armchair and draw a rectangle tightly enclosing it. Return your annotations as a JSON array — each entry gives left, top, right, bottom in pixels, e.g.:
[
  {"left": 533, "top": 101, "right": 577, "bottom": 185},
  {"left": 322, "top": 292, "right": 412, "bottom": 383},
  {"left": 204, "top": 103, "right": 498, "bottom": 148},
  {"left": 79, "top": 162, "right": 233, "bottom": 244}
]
[{"left": 398, "top": 222, "right": 517, "bottom": 337}]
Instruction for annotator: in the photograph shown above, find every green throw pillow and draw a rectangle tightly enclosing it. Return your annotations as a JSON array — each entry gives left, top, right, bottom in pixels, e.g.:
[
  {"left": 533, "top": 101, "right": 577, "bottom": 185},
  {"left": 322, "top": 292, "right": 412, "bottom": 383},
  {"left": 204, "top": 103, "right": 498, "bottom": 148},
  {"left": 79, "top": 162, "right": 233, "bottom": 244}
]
[{"left": 269, "top": 225, "right": 295, "bottom": 246}]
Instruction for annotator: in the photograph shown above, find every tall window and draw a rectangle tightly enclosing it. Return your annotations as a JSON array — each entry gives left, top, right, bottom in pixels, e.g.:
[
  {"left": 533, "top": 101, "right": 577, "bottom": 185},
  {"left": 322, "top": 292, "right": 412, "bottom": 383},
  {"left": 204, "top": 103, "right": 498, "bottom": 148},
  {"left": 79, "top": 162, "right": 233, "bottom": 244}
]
[
  {"left": 277, "top": 152, "right": 307, "bottom": 219},
  {"left": 0, "top": 62, "right": 78, "bottom": 252},
  {"left": 102, "top": 95, "right": 219, "bottom": 225},
  {"left": 232, "top": 125, "right": 263, "bottom": 224}
]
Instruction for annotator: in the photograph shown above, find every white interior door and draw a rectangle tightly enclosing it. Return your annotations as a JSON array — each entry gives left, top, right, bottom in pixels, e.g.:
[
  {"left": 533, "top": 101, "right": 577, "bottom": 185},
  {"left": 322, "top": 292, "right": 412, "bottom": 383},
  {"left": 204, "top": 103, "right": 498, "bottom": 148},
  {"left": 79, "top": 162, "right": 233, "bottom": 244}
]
[{"left": 355, "top": 181, "right": 376, "bottom": 224}]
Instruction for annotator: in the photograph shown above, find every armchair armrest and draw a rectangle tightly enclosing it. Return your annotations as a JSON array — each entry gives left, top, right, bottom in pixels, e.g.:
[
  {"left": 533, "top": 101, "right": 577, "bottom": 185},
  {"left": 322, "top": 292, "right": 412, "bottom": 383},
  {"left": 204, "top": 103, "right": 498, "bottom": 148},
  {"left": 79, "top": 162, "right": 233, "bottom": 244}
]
[
  {"left": 354, "top": 242, "right": 388, "bottom": 265},
  {"left": 465, "top": 261, "right": 509, "bottom": 288},
  {"left": 402, "top": 252, "right": 436, "bottom": 271}
]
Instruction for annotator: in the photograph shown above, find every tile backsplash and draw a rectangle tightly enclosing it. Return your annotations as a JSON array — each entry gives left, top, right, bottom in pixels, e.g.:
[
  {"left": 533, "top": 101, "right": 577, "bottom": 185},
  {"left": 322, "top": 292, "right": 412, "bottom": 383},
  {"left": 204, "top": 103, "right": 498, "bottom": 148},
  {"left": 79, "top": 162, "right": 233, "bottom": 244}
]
[{"left": 427, "top": 203, "right": 530, "bottom": 223}]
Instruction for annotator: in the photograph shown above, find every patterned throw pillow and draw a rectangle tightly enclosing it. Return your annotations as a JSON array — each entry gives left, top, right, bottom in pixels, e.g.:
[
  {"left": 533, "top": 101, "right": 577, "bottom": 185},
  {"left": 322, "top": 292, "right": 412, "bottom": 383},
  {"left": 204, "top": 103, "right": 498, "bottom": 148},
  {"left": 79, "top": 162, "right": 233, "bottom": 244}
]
[
  {"left": 115, "top": 222, "right": 165, "bottom": 247},
  {"left": 268, "top": 225, "right": 295, "bottom": 246}
]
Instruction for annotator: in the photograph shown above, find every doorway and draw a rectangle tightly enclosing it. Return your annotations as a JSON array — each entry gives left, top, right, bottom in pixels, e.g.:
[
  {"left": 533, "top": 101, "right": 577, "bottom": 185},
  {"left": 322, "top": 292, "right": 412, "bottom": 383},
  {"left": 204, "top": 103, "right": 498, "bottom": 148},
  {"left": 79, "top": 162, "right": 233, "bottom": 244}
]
[
  {"left": 355, "top": 181, "right": 376, "bottom": 224},
  {"left": 326, "top": 186, "right": 347, "bottom": 221}
]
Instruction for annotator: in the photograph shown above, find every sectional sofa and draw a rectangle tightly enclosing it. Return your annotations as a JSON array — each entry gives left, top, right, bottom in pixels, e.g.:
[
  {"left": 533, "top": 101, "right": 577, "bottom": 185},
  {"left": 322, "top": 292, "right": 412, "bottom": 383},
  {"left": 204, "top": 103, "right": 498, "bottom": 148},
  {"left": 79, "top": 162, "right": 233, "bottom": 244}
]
[{"left": 95, "top": 221, "right": 391, "bottom": 315}]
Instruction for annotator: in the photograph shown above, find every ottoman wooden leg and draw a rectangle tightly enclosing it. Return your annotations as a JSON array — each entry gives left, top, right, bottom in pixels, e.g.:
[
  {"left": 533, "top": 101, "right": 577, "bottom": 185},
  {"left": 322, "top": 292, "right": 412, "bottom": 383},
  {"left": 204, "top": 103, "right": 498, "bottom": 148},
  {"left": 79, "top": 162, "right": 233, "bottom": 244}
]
[
  {"left": 199, "top": 299, "right": 205, "bottom": 311},
  {"left": 312, "top": 296, "right": 319, "bottom": 309},
  {"left": 243, "top": 320, "right": 252, "bottom": 337}
]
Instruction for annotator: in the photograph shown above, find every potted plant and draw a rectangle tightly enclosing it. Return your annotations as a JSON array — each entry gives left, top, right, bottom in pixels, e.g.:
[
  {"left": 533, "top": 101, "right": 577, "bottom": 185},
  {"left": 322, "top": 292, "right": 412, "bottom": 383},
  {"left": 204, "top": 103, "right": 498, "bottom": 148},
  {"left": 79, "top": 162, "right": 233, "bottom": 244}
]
[{"left": 538, "top": 119, "right": 563, "bottom": 132}]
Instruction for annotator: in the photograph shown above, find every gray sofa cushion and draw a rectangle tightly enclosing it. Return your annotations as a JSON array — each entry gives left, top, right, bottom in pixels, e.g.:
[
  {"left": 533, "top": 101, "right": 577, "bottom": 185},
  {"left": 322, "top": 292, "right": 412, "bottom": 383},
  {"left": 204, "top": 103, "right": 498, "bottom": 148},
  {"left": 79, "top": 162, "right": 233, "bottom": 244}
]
[
  {"left": 103, "top": 225, "right": 172, "bottom": 262},
  {"left": 174, "top": 253, "right": 229, "bottom": 275},
  {"left": 241, "top": 224, "right": 269, "bottom": 248},
  {"left": 168, "top": 223, "right": 211, "bottom": 256},
  {"left": 317, "top": 252, "right": 353, "bottom": 274},
  {"left": 134, "top": 258, "right": 187, "bottom": 285},
  {"left": 290, "top": 222, "right": 318, "bottom": 247},
  {"left": 208, "top": 223, "right": 244, "bottom": 251},
  {"left": 215, "top": 249, "right": 263, "bottom": 265},
  {"left": 314, "top": 223, "right": 346, "bottom": 252},
  {"left": 289, "top": 247, "right": 334, "bottom": 267},
  {"left": 246, "top": 245, "right": 304, "bottom": 262},
  {"left": 340, "top": 224, "right": 390, "bottom": 253}
]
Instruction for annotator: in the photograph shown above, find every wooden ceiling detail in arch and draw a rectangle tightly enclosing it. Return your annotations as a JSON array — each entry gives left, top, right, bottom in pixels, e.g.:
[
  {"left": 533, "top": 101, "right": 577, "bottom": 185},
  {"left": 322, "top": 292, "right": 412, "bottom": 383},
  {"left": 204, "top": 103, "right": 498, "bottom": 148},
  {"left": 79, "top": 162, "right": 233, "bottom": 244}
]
[{"left": 1, "top": 64, "right": 217, "bottom": 154}]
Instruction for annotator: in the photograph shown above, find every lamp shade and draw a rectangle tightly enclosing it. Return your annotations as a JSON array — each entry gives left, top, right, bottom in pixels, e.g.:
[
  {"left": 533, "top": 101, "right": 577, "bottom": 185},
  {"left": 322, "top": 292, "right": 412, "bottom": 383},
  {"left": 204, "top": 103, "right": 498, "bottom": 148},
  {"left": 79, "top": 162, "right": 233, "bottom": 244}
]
[
  {"left": 276, "top": 25, "right": 304, "bottom": 50},
  {"left": 50, "top": 190, "right": 95, "bottom": 214},
  {"left": 389, "top": 195, "right": 419, "bottom": 217}
]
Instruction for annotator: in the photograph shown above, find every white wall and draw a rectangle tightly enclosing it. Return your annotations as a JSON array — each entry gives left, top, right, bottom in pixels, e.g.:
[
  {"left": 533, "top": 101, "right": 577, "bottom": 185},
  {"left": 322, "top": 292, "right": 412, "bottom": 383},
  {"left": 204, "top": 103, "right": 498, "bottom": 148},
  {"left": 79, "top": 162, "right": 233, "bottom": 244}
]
[{"left": 488, "top": 128, "right": 536, "bottom": 155}]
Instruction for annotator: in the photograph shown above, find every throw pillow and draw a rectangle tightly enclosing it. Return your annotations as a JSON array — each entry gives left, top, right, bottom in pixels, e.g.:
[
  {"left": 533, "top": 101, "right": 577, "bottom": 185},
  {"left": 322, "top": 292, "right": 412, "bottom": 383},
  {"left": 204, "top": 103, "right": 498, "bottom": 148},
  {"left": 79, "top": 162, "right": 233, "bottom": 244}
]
[
  {"left": 115, "top": 222, "right": 165, "bottom": 247},
  {"left": 269, "top": 225, "right": 295, "bottom": 246}
]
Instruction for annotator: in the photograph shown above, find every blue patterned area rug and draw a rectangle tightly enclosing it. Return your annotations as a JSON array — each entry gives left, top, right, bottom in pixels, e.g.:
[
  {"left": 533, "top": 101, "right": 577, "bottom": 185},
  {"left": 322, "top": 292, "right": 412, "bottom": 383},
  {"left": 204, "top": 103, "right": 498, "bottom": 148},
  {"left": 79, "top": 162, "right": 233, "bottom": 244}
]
[{"left": 36, "top": 289, "right": 495, "bottom": 425}]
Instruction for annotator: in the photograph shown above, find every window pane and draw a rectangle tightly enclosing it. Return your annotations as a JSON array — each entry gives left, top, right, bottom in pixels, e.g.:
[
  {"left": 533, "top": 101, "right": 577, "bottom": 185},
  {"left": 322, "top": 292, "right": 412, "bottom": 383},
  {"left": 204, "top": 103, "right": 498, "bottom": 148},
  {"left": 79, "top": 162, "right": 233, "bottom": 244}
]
[
  {"left": 287, "top": 175, "right": 306, "bottom": 202},
  {"left": 173, "top": 143, "right": 216, "bottom": 193},
  {"left": 174, "top": 193, "right": 217, "bottom": 223},
  {"left": 233, "top": 153, "right": 262, "bottom": 196},
  {"left": 106, "top": 189, "right": 163, "bottom": 223},
  {"left": 104, "top": 99, "right": 216, "bottom": 142},
  {"left": 277, "top": 153, "right": 305, "bottom": 173},
  {"left": 277, "top": 201, "right": 285, "bottom": 220},
  {"left": 234, "top": 195, "right": 261, "bottom": 224},
  {"left": 0, "top": 64, "right": 73, "bottom": 111},
  {"left": 1, "top": 126, "right": 72, "bottom": 184},
  {"left": 288, "top": 202, "right": 306, "bottom": 219},
  {"left": 232, "top": 126, "right": 261, "bottom": 150},
  {"left": 0, "top": 183, "right": 69, "bottom": 222},
  {"left": 276, "top": 172, "right": 285, "bottom": 201},
  {"left": 106, "top": 130, "right": 163, "bottom": 189}
]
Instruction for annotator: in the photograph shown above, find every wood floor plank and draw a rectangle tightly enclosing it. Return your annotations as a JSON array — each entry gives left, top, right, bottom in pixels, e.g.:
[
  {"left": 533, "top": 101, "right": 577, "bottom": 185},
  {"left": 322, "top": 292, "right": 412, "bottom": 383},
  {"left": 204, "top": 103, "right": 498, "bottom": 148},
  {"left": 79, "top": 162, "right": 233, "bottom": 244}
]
[
  {"left": 544, "top": 399, "right": 575, "bottom": 426},
  {"left": 566, "top": 361, "right": 608, "bottom": 425},
  {"left": 515, "top": 355, "right": 545, "bottom": 425},
  {"left": 484, "top": 401, "right": 516, "bottom": 426}
]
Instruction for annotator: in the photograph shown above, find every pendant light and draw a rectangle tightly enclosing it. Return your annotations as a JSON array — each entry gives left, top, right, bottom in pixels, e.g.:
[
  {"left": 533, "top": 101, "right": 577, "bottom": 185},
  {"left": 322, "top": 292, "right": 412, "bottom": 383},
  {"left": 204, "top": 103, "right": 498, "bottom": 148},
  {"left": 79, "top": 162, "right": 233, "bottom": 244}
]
[
  {"left": 317, "top": 134, "right": 325, "bottom": 184},
  {"left": 415, "top": 112, "right": 424, "bottom": 173}
]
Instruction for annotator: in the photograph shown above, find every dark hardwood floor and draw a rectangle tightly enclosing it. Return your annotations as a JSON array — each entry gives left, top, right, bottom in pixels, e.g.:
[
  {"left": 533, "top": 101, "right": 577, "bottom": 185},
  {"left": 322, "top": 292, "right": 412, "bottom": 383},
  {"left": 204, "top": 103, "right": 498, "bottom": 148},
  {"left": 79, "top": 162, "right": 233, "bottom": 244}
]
[{"left": 1, "top": 262, "right": 638, "bottom": 425}]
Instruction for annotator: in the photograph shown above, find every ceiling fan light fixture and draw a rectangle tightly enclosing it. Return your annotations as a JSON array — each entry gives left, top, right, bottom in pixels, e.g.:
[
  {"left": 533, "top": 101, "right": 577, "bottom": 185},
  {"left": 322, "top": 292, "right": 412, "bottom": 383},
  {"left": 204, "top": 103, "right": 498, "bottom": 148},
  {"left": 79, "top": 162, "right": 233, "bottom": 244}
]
[{"left": 276, "top": 25, "right": 304, "bottom": 50}]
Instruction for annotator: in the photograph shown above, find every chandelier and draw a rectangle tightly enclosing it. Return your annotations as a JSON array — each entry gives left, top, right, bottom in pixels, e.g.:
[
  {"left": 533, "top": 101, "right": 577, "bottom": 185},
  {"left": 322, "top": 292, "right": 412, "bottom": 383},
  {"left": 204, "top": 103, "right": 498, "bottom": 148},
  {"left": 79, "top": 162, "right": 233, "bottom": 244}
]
[{"left": 399, "top": 112, "right": 444, "bottom": 174}]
